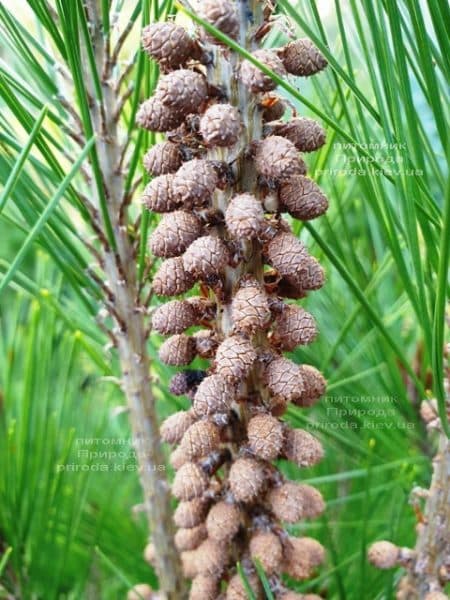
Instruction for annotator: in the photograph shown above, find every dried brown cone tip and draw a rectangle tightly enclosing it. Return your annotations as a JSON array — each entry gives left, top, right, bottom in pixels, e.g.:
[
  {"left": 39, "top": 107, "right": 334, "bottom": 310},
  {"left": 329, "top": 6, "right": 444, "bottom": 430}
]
[
  {"left": 206, "top": 500, "right": 241, "bottom": 541},
  {"left": 226, "top": 573, "right": 263, "bottom": 600},
  {"left": 255, "top": 136, "right": 307, "bottom": 180},
  {"left": 261, "top": 95, "right": 286, "bottom": 122},
  {"left": 159, "top": 333, "right": 196, "bottom": 366},
  {"left": 153, "top": 257, "right": 194, "bottom": 297},
  {"left": 143, "top": 141, "right": 183, "bottom": 176},
  {"left": 264, "top": 356, "right": 304, "bottom": 403},
  {"left": 283, "top": 428, "right": 324, "bottom": 467},
  {"left": 172, "top": 462, "right": 209, "bottom": 500},
  {"left": 137, "top": 97, "right": 184, "bottom": 132},
  {"left": 250, "top": 530, "right": 283, "bottom": 575},
  {"left": 189, "top": 574, "right": 219, "bottom": 600},
  {"left": 175, "top": 525, "right": 207, "bottom": 553},
  {"left": 231, "top": 280, "right": 271, "bottom": 333},
  {"left": 180, "top": 420, "right": 221, "bottom": 460},
  {"left": 268, "top": 482, "right": 325, "bottom": 523},
  {"left": 240, "top": 49, "right": 287, "bottom": 92},
  {"left": 283, "top": 536, "right": 326, "bottom": 580},
  {"left": 141, "top": 174, "right": 178, "bottom": 213},
  {"left": 279, "top": 39, "right": 328, "bottom": 77},
  {"left": 215, "top": 335, "right": 257, "bottom": 381},
  {"left": 193, "top": 374, "right": 236, "bottom": 417},
  {"left": 297, "top": 365, "right": 327, "bottom": 407},
  {"left": 279, "top": 175, "right": 329, "bottom": 221},
  {"left": 247, "top": 414, "right": 284, "bottom": 461},
  {"left": 152, "top": 299, "right": 198, "bottom": 334},
  {"left": 200, "top": 103, "right": 241, "bottom": 147},
  {"left": 174, "top": 497, "right": 209, "bottom": 528},
  {"left": 149, "top": 211, "right": 203, "bottom": 258},
  {"left": 160, "top": 410, "right": 195, "bottom": 444},
  {"left": 368, "top": 541, "right": 400, "bottom": 569},
  {"left": 229, "top": 457, "right": 266, "bottom": 503},
  {"left": 225, "top": 193, "right": 266, "bottom": 240},
  {"left": 267, "top": 117, "right": 326, "bottom": 152},
  {"left": 156, "top": 69, "right": 208, "bottom": 115},
  {"left": 173, "top": 159, "right": 219, "bottom": 208},
  {"left": 196, "top": 0, "right": 240, "bottom": 41},
  {"left": 142, "top": 22, "right": 194, "bottom": 70},
  {"left": 273, "top": 304, "right": 317, "bottom": 351},
  {"left": 183, "top": 235, "right": 230, "bottom": 279},
  {"left": 194, "top": 538, "right": 228, "bottom": 577}
]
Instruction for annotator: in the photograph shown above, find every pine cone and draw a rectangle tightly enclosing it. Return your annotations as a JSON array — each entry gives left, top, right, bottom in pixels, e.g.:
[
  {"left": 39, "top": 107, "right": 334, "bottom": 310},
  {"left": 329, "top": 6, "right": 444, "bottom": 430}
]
[
  {"left": 149, "top": 211, "right": 203, "bottom": 258},
  {"left": 194, "top": 539, "right": 228, "bottom": 577},
  {"left": 282, "top": 428, "right": 324, "bottom": 467},
  {"left": 173, "top": 160, "right": 218, "bottom": 208},
  {"left": 193, "top": 330, "right": 219, "bottom": 359},
  {"left": 286, "top": 256, "right": 325, "bottom": 292},
  {"left": 282, "top": 536, "right": 325, "bottom": 580},
  {"left": 266, "top": 118, "right": 326, "bottom": 152},
  {"left": 170, "top": 447, "right": 190, "bottom": 470},
  {"left": 231, "top": 280, "right": 271, "bottom": 334},
  {"left": 153, "top": 257, "right": 194, "bottom": 297},
  {"left": 137, "top": 97, "right": 184, "bottom": 132},
  {"left": 273, "top": 305, "right": 317, "bottom": 350},
  {"left": 196, "top": 0, "right": 240, "bottom": 41},
  {"left": 215, "top": 335, "right": 257, "bottom": 381},
  {"left": 181, "top": 549, "right": 200, "bottom": 578},
  {"left": 268, "top": 482, "right": 325, "bottom": 523},
  {"left": 265, "top": 231, "right": 309, "bottom": 279},
  {"left": 159, "top": 334, "right": 196, "bottom": 366},
  {"left": 142, "top": 175, "right": 179, "bottom": 213},
  {"left": 260, "top": 95, "right": 286, "bottom": 122},
  {"left": 229, "top": 457, "right": 265, "bottom": 503},
  {"left": 279, "top": 39, "right": 327, "bottom": 76},
  {"left": 368, "top": 541, "right": 400, "bottom": 569},
  {"left": 278, "top": 593, "right": 323, "bottom": 600},
  {"left": 143, "top": 141, "right": 183, "bottom": 176},
  {"left": 174, "top": 497, "right": 209, "bottom": 528},
  {"left": 226, "top": 573, "right": 263, "bottom": 600},
  {"left": 172, "top": 462, "right": 209, "bottom": 500},
  {"left": 160, "top": 410, "right": 195, "bottom": 444},
  {"left": 206, "top": 500, "right": 241, "bottom": 541},
  {"left": 254, "top": 136, "right": 306, "bottom": 180},
  {"left": 180, "top": 420, "right": 221, "bottom": 460},
  {"left": 183, "top": 235, "right": 229, "bottom": 279},
  {"left": 189, "top": 574, "right": 219, "bottom": 600},
  {"left": 169, "top": 370, "right": 206, "bottom": 397},
  {"left": 225, "top": 193, "right": 265, "bottom": 240},
  {"left": 240, "top": 49, "right": 287, "bottom": 92},
  {"left": 249, "top": 530, "right": 283, "bottom": 575},
  {"left": 193, "top": 374, "right": 236, "bottom": 417},
  {"left": 200, "top": 103, "right": 241, "bottom": 147},
  {"left": 247, "top": 414, "right": 284, "bottom": 461},
  {"left": 152, "top": 300, "right": 198, "bottom": 334},
  {"left": 263, "top": 356, "right": 304, "bottom": 403},
  {"left": 297, "top": 365, "right": 326, "bottom": 406},
  {"left": 175, "top": 524, "right": 208, "bottom": 551},
  {"left": 142, "top": 22, "right": 195, "bottom": 70},
  {"left": 156, "top": 69, "right": 208, "bottom": 115},
  {"left": 279, "top": 176, "right": 329, "bottom": 221}
]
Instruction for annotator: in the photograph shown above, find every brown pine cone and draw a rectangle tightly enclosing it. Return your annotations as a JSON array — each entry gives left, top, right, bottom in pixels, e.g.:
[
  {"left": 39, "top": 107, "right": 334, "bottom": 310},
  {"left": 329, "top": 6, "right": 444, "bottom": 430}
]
[
  {"left": 141, "top": 175, "right": 179, "bottom": 213},
  {"left": 247, "top": 414, "right": 284, "bottom": 461},
  {"left": 282, "top": 536, "right": 325, "bottom": 580},
  {"left": 143, "top": 141, "right": 183, "bottom": 176},
  {"left": 175, "top": 524, "right": 208, "bottom": 552},
  {"left": 206, "top": 500, "right": 241, "bottom": 542},
  {"left": 273, "top": 304, "right": 317, "bottom": 350},
  {"left": 180, "top": 420, "right": 221, "bottom": 460},
  {"left": 367, "top": 541, "right": 400, "bottom": 569},
  {"left": 229, "top": 457, "right": 265, "bottom": 503},
  {"left": 263, "top": 356, "right": 304, "bottom": 403},
  {"left": 173, "top": 159, "right": 218, "bottom": 208},
  {"left": 149, "top": 211, "right": 203, "bottom": 258},
  {"left": 260, "top": 95, "right": 286, "bottom": 122},
  {"left": 172, "top": 462, "right": 209, "bottom": 500},
  {"left": 254, "top": 136, "right": 307, "bottom": 181},
  {"left": 249, "top": 530, "right": 283, "bottom": 575},
  {"left": 193, "top": 374, "right": 236, "bottom": 417},
  {"left": 200, "top": 103, "right": 241, "bottom": 147},
  {"left": 282, "top": 428, "right": 324, "bottom": 467},
  {"left": 215, "top": 335, "right": 257, "bottom": 381},
  {"left": 193, "top": 330, "right": 219, "bottom": 359},
  {"left": 297, "top": 365, "right": 327, "bottom": 407},
  {"left": 266, "top": 118, "right": 326, "bottom": 152},
  {"left": 160, "top": 410, "right": 195, "bottom": 444},
  {"left": 153, "top": 257, "right": 194, "bottom": 297},
  {"left": 142, "top": 22, "right": 194, "bottom": 70},
  {"left": 265, "top": 231, "right": 309, "bottom": 279},
  {"left": 279, "top": 39, "right": 327, "bottom": 77},
  {"left": 226, "top": 573, "right": 263, "bottom": 600},
  {"left": 189, "top": 574, "right": 219, "bottom": 600},
  {"left": 159, "top": 334, "right": 196, "bottom": 366},
  {"left": 137, "top": 97, "right": 184, "bottom": 132},
  {"left": 152, "top": 300, "right": 198, "bottom": 334},
  {"left": 194, "top": 539, "right": 228, "bottom": 578},
  {"left": 196, "top": 0, "right": 240, "bottom": 41},
  {"left": 156, "top": 69, "right": 208, "bottom": 115},
  {"left": 287, "top": 256, "right": 325, "bottom": 292},
  {"left": 231, "top": 280, "right": 271, "bottom": 334},
  {"left": 279, "top": 176, "right": 329, "bottom": 221},
  {"left": 225, "top": 193, "right": 266, "bottom": 240},
  {"left": 183, "top": 235, "right": 229, "bottom": 279},
  {"left": 240, "top": 49, "right": 287, "bottom": 92},
  {"left": 268, "top": 482, "right": 325, "bottom": 523},
  {"left": 174, "top": 497, "right": 209, "bottom": 528}
]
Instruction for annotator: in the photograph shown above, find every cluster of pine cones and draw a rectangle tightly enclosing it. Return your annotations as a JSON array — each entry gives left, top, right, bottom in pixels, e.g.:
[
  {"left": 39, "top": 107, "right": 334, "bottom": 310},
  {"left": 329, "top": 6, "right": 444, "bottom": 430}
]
[{"left": 136, "top": 1, "right": 330, "bottom": 598}]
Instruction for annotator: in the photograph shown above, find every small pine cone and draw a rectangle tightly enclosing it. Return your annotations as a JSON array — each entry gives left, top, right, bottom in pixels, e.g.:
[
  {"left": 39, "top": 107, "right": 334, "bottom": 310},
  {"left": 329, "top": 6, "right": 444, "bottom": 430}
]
[
  {"left": 153, "top": 257, "right": 194, "bottom": 297},
  {"left": 143, "top": 141, "right": 183, "bottom": 177},
  {"left": 189, "top": 574, "right": 219, "bottom": 600},
  {"left": 160, "top": 410, "right": 195, "bottom": 444},
  {"left": 229, "top": 457, "right": 265, "bottom": 503},
  {"left": 180, "top": 420, "right": 221, "bottom": 460},
  {"left": 297, "top": 365, "right": 326, "bottom": 407},
  {"left": 279, "top": 39, "right": 327, "bottom": 77},
  {"left": 368, "top": 541, "right": 400, "bottom": 569},
  {"left": 265, "top": 231, "right": 308, "bottom": 279},
  {"left": 183, "top": 235, "right": 230, "bottom": 279},
  {"left": 215, "top": 335, "right": 257, "bottom": 382},
  {"left": 225, "top": 194, "right": 266, "bottom": 240},
  {"left": 226, "top": 573, "right": 263, "bottom": 600},
  {"left": 143, "top": 542, "right": 156, "bottom": 565},
  {"left": 195, "top": 539, "right": 228, "bottom": 577},
  {"left": 193, "top": 374, "right": 236, "bottom": 417},
  {"left": 169, "top": 370, "right": 206, "bottom": 397},
  {"left": 127, "top": 584, "right": 154, "bottom": 600},
  {"left": 273, "top": 305, "right": 317, "bottom": 351},
  {"left": 196, "top": 0, "right": 240, "bottom": 41},
  {"left": 173, "top": 160, "right": 218, "bottom": 208},
  {"left": 206, "top": 501, "right": 241, "bottom": 542},
  {"left": 247, "top": 414, "right": 284, "bottom": 461},
  {"left": 137, "top": 97, "right": 184, "bottom": 132},
  {"left": 279, "top": 176, "right": 329, "bottom": 221},
  {"left": 261, "top": 95, "right": 286, "bottom": 122},
  {"left": 268, "top": 482, "right": 325, "bottom": 523},
  {"left": 289, "top": 256, "right": 325, "bottom": 292},
  {"left": 170, "top": 447, "right": 189, "bottom": 470},
  {"left": 182, "top": 549, "right": 200, "bottom": 578},
  {"left": 175, "top": 524, "right": 208, "bottom": 551},
  {"left": 172, "top": 462, "right": 209, "bottom": 501},
  {"left": 283, "top": 537, "right": 325, "bottom": 580},
  {"left": 159, "top": 334, "right": 196, "bottom": 366},
  {"left": 240, "top": 49, "right": 287, "bottom": 93},
  {"left": 142, "top": 175, "right": 178, "bottom": 213},
  {"left": 142, "top": 22, "right": 194, "bottom": 70},
  {"left": 255, "top": 136, "right": 306, "bottom": 181},
  {"left": 152, "top": 300, "right": 197, "bottom": 334},
  {"left": 174, "top": 497, "right": 209, "bottom": 528},
  {"left": 264, "top": 356, "right": 304, "bottom": 403},
  {"left": 267, "top": 118, "right": 326, "bottom": 152},
  {"left": 249, "top": 530, "right": 283, "bottom": 575},
  {"left": 283, "top": 428, "right": 324, "bottom": 468},
  {"left": 193, "top": 330, "right": 219, "bottom": 359},
  {"left": 149, "top": 211, "right": 203, "bottom": 258},
  {"left": 156, "top": 69, "right": 208, "bottom": 115},
  {"left": 200, "top": 104, "right": 241, "bottom": 147},
  {"left": 231, "top": 281, "right": 271, "bottom": 334}
]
